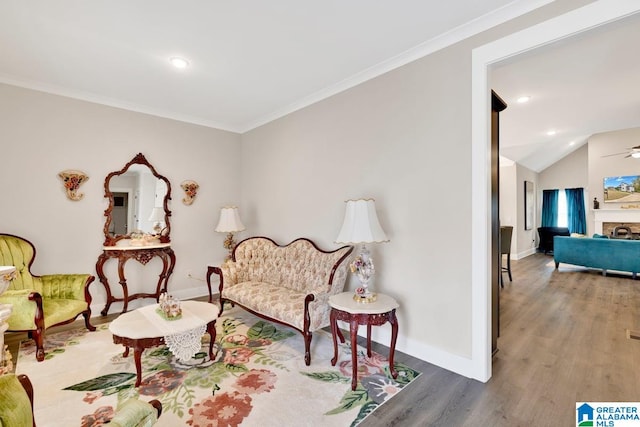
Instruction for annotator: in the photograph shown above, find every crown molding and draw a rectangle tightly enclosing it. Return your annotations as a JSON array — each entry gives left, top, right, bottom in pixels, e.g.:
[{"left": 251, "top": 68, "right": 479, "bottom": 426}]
[
  {"left": 239, "top": 0, "right": 555, "bottom": 133},
  {"left": 0, "top": 73, "right": 242, "bottom": 134}
]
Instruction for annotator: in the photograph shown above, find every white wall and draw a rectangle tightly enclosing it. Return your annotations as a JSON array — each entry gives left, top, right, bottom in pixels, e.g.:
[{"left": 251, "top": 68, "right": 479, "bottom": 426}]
[
  {"left": 516, "top": 164, "right": 538, "bottom": 257},
  {"left": 0, "top": 83, "right": 242, "bottom": 309},
  {"left": 538, "top": 143, "right": 589, "bottom": 231},
  {"left": 588, "top": 127, "right": 640, "bottom": 234},
  {"left": 242, "top": 50, "right": 476, "bottom": 361},
  {"left": 500, "top": 162, "right": 538, "bottom": 259},
  {"left": 241, "top": 0, "right": 594, "bottom": 374},
  {"left": 538, "top": 143, "right": 588, "bottom": 196},
  {"left": 500, "top": 163, "right": 517, "bottom": 233}
]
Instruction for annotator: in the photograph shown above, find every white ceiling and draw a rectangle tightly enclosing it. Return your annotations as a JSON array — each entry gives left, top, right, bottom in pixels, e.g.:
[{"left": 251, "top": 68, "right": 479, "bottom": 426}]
[
  {"left": 0, "top": 1, "right": 548, "bottom": 130},
  {"left": 493, "top": 11, "right": 640, "bottom": 172},
  {"left": 1, "top": 1, "right": 637, "bottom": 172}
]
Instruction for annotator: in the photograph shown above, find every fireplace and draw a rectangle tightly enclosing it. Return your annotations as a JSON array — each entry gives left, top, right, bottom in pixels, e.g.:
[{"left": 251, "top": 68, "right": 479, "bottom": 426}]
[
  {"left": 594, "top": 209, "right": 640, "bottom": 237},
  {"left": 603, "top": 222, "right": 640, "bottom": 239}
]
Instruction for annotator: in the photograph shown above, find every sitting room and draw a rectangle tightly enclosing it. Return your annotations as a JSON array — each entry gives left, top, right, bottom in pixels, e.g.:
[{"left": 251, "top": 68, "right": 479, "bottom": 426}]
[{"left": 2, "top": 2, "right": 640, "bottom": 426}]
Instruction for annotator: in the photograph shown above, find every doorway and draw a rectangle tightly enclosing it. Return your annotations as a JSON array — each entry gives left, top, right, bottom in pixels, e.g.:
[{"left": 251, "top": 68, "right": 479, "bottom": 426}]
[
  {"left": 471, "top": 1, "right": 640, "bottom": 382},
  {"left": 111, "top": 192, "right": 129, "bottom": 235}
]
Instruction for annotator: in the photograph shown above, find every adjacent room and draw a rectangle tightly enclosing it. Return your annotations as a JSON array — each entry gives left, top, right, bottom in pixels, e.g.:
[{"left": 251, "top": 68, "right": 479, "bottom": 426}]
[{"left": 1, "top": 1, "right": 640, "bottom": 426}]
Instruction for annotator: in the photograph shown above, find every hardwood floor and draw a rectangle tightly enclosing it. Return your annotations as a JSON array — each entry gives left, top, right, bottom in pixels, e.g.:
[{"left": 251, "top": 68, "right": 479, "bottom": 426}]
[
  {"left": 361, "top": 253, "right": 640, "bottom": 426},
  {"left": 5, "top": 254, "right": 640, "bottom": 426}
]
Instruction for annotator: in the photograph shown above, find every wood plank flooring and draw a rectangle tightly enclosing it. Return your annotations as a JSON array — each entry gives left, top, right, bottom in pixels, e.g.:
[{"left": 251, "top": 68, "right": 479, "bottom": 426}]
[
  {"left": 361, "top": 253, "right": 640, "bottom": 426},
  {"left": 5, "top": 253, "right": 640, "bottom": 426}
]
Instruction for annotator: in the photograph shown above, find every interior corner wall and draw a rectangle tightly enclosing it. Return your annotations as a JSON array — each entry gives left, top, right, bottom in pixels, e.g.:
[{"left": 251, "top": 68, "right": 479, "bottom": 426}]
[
  {"left": 239, "top": 0, "right": 594, "bottom": 377},
  {"left": 538, "top": 143, "right": 589, "bottom": 231},
  {"left": 0, "top": 83, "right": 242, "bottom": 307}
]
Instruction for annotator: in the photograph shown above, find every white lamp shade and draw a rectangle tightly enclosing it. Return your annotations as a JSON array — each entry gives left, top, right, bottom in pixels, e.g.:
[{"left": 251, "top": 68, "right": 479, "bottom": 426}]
[
  {"left": 148, "top": 207, "right": 164, "bottom": 222},
  {"left": 336, "top": 198, "right": 389, "bottom": 244},
  {"left": 215, "top": 206, "right": 246, "bottom": 233}
]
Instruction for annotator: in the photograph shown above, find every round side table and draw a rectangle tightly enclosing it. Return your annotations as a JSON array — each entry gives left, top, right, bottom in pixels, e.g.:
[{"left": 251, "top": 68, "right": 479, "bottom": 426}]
[{"left": 329, "top": 292, "right": 399, "bottom": 391}]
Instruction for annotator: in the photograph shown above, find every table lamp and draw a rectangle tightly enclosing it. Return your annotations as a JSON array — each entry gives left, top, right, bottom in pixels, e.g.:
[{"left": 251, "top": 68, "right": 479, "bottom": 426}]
[
  {"left": 215, "top": 206, "right": 246, "bottom": 260},
  {"left": 336, "top": 198, "right": 389, "bottom": 303},
  {"left": 148, "top": 207, "right": 165, "bottom": 235}
]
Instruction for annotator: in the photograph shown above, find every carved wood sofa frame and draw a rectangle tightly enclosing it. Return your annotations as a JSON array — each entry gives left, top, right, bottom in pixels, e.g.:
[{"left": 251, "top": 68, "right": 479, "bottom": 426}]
[{"left": 210, "top": 236, "right": 353, "bottom": 365}]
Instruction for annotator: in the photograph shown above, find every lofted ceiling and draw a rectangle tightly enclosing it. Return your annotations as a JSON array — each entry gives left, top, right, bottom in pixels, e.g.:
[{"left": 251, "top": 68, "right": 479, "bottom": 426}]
[
  {"left": 1, "top": 2, "right": 637, "bottom": 172},
  {"left": 493, "top": 11, "right": 640, "bottom": 172}
]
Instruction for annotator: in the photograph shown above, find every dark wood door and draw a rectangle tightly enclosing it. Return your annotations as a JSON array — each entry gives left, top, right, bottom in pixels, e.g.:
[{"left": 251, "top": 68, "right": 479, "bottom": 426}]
[
  {"left": 112, "top": 192, "right": 129, "bottom": 235},
  {"left": 491, "top": 91, "right": 507, "bottom": 356}
]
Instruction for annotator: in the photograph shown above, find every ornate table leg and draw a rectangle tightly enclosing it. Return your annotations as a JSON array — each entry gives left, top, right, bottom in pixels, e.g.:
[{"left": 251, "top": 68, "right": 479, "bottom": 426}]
[
  {"left": 366, "top": 323, "right": 372, "bottom": 357},
  {"left": 206, "top": 320, "right": 217, "bottom": 360},
  {"left": 164, "top": 248, "right": 176, "bottom": 295},
  {"left": 154, "top": 252, "right": 170, "bottom": 301},
  {"left": 330, "top": 309, "right": 339, "bottom": 366},
  {"left": 388, "top": 309, "right": 398, "bottom": 379},
  {"left": 155, "top": 247, "right": 176, "bottom": 300},
  {"left": 117, "top": 258, "right": 130, "bottom": 314},
  {"left": 96, "top": 253, "right": 113, "bottom": 316},
  {"left": 133, "top": 345, "right": 144, "bottom": 387},
  {"left": 206, "top": 266, "right": 215, "bottom": 303},
  {"left": 349, "top": 318, "right": 359, "bottom": 391}
]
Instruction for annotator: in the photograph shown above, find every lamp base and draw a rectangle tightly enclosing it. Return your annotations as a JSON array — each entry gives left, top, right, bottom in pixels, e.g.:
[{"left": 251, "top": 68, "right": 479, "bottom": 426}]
[
  {"left": 152, "top": 222, "right": 162, "bottom": 235},
  {"left": 223, "top": 232, "right": 236, "bottom": 261},
  {"left": 353, "top": 292, "right": 377, "bottom": 303}
]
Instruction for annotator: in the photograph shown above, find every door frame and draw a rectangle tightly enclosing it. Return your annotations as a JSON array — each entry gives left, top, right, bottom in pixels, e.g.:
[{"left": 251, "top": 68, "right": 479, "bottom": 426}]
[{"left": 471, "top": 0, "right": 640, "bottom": 382}]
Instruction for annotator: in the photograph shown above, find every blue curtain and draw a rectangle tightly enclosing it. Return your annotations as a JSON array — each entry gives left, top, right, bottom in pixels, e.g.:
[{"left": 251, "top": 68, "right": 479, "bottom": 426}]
[
  {"left": 566, "top": 187, "right": 586, "bottom": 234},
  {"left": 541, "top": 189, "right": 559, "bottom": 227}
]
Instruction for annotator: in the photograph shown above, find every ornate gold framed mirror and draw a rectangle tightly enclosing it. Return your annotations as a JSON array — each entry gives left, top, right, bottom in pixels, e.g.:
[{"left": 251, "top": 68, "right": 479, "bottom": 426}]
[{"left": 102, "top": 153, "right": 172, "bottom": 246}]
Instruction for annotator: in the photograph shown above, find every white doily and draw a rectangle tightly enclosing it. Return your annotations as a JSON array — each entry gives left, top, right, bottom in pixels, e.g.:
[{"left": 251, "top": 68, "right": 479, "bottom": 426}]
[{"left": 164, "top": 325, "right": 207, "bottom": 362}]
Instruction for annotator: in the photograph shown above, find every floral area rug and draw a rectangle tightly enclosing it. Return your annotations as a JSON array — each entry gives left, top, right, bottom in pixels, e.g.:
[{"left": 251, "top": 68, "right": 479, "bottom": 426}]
[{"left": 16, "top": 306, "right": 420, "bottom": 426}]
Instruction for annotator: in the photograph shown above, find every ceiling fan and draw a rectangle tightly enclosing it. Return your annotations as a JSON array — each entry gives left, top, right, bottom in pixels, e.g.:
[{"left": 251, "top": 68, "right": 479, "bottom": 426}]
[{"left": 602, "top": 145, "right": 640, "bottom": 158}]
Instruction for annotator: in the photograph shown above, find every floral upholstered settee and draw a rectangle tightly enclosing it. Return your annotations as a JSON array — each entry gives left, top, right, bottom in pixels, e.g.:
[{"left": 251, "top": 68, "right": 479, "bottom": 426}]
[{"left": 211, "top": 237, "right": 353, "bottom": 365}]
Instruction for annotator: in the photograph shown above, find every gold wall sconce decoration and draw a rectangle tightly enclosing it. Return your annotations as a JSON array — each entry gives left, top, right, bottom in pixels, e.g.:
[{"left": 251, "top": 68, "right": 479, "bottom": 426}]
[
  {"left": 180, "top": 180, "right": 199, "bottom": 205},
  {"left": 58, "top": 170, "right": 89, "bottom": 201}
]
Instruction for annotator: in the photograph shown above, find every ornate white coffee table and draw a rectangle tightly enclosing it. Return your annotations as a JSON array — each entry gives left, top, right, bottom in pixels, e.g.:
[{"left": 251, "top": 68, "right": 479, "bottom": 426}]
[{"left": 109, "top": 300, "right": 218, "bottom": 387}]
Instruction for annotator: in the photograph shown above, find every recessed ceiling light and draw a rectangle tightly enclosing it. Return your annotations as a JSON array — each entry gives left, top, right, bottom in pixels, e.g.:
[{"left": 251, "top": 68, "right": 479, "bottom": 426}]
[
  {"left": 169, "top": 57, "right": 189, "bottom": 69},
  {"left": 517, "top": 96, "right": 531, "bottom": 103},
  {"left": 546, "top": 130, "right": 557, "bottom": 136}
]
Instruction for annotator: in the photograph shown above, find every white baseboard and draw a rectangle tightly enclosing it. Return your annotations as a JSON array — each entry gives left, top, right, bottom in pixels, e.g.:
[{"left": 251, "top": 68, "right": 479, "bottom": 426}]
[
  {"left": 513, "top": 247, "right": 536, "bottom": 260},
  {"left": 337, "top": 320, "right": 478, "bottom": 381},
  {"left": 91, "top": 287, "right": 477, "bottom": 381}
]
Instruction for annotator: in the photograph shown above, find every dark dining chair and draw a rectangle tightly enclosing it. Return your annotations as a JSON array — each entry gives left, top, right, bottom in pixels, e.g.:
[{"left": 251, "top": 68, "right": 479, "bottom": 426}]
[{"left": 500, "top": 226, "right": 513, "bottom": 288}]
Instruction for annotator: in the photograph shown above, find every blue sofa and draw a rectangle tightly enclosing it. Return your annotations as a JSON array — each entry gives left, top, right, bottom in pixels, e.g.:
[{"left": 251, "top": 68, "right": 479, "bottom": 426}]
[{"left": 554, "top": 236, "right": 640, "bottom": 278}]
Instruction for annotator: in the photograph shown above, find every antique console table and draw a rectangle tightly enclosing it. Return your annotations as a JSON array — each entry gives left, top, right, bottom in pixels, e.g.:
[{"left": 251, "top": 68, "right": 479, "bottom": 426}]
[
  {"left": 329, "top": 292, "right": 399, "bottom": 391},
  {"left": 96, "top": 243, "right": 176, "bottom": 315}
]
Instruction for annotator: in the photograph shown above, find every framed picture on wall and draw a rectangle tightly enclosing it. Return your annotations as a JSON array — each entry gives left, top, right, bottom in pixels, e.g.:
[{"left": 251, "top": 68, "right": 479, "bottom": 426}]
[
  {"left": 603, "top": 175, "right": 640, "bottom": 202},
  {"left": 524, "top": 181, "right": 534, "bottom": 230}
]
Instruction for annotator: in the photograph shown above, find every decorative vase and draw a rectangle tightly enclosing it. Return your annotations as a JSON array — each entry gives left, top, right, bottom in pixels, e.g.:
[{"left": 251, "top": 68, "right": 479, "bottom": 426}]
[{"left": 350, "top": 245, "right": 377, "bottom": 302}]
